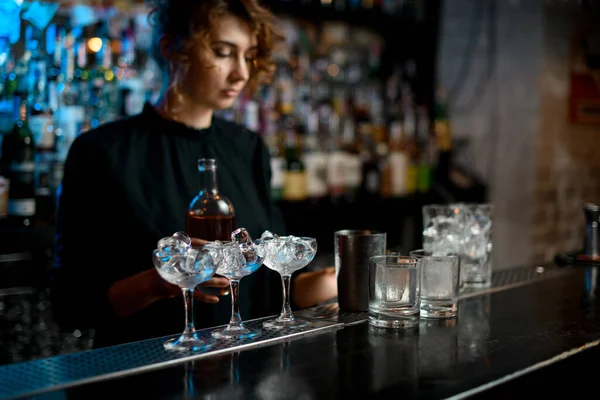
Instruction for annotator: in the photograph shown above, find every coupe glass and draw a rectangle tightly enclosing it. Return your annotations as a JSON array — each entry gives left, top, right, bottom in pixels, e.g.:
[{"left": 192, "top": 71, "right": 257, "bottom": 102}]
[
  {"left": 204, "top": 239, "right": 264, "bottom": 339},
  {"left": 152, "top": 231, "right": 216, "bottom": 351},
  {"left": 262, "top": 234, "right": 317, "bottom": 329}
]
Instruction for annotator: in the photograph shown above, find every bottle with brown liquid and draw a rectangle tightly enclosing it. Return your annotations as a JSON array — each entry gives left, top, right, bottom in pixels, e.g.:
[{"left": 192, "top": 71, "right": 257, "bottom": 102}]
[{"left": 186, "top": 159, "right": 235, "bottom": 241}]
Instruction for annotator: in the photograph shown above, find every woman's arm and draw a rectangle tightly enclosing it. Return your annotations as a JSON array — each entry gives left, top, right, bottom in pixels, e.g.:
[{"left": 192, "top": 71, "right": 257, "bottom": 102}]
[
  {"left": 292, "top": 267, "right": 337, "bottom": 309},
  {"left": 107, "top": 268, "right": 228, "bottom": 319},
  {"left": 107, "top": 268, "right": 168, "bottom": 319}
]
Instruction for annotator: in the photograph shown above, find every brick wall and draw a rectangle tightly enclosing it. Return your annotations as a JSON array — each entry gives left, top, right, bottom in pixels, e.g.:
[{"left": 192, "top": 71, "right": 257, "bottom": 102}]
[
  {"left": 530, "top": 2, "right": 600, "bottom": 263},
  {"left": 439, "top": 0, "right": 600, "bottom": 268},
  {"left": 438, "top": 0, "right": 542, "bottom": 269}
]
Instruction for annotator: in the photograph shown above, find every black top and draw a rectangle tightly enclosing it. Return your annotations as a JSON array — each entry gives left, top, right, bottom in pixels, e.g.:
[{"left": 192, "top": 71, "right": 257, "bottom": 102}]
[{"left": 51, "top": 103, "right": 286, "bottom": 348}]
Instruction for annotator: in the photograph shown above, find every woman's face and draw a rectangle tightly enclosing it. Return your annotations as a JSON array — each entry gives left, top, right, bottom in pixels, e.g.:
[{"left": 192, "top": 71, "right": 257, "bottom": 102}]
[{"left": 182, "top": 15, "right": 258, "bottom": 110}]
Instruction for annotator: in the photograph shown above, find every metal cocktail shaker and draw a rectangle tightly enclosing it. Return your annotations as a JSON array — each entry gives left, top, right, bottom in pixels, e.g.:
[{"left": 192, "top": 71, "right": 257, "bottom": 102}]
[{"left": 335, "top": 230, "right": 386, "bottom": 312}]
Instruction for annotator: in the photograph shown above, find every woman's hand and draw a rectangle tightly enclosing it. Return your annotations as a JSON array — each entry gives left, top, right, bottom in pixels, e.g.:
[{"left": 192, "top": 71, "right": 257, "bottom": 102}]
[
  {"left": 108, "top": 236, "right": 226, "bottom": 319},
  {"left": 192, "top": 236, "right": 230, "bottom": 301},
  {"left": 292, "top": 267, "right": 337, "bottom": 309},
  {"left": 154, "top": 273, "right": 229, "bottom": 303},
  {"left": 191, "top": 238, "right": 208, "bottom": 247},
  {"left": 155, "top": 236, "right": 229, "bottom": 303}
]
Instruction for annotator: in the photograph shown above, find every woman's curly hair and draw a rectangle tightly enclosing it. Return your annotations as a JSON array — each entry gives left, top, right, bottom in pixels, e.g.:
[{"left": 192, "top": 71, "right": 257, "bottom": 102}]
[{"left": 148, "top": 0, "right": 282, "bottom": 116}]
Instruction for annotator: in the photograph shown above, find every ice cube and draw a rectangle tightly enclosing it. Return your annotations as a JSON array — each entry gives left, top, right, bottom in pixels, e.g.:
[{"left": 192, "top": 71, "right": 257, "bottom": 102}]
[
  {"left": 431, "top": 242, "right": 458, "bottom": 257},
  {"left": 181, "top": 248, "right": 214, "bottom": 275},
  {"left": 172, "top": 231, "right": 191, "bottom": 246},
  {"left": 423, "top": 216, "right": 463, "bottom": 254},
  {"left": 231, "top": 228, "right": 252, "bottom": 244},
  {"left": 258, "top": 232, "right": 282, "bottom": 269},
  {"left": 461, "top": 206, "right": 492, "bottom": 261},
  {"left": 203, "top": 241, "right": 223, "bottom": 265},
  {"left": 463, "top": 236, "right": 489, "bottom": 260},
  {"left": 204, "top": 240, "right": 223, "bottom": 248},
  {"left": 155, "top": 234, "right": 186, "bottom": 270},
  {"left": 385, "top": 266, "right": 407, "bottom": 302},
  {"left": 255, "top": 238, "right": 268, "bottom": 258},
  {"left": 423, "top": 260, "right": 453, "bottom": 298},
  {"left": 374, "top": 262, "right": 406, "bottom": 303},
  {"left": 277, "top": 236, "right": 315, "bottom": 269},
  {"left": 218, "top": 245, "right": 246, "bottom": 276},
  {"left": 157, "top": 235, "right": 188, "bottom": 255},
  {"left": 152, "top": 249, "right": 167, "bottom": 270},
  {"left": 468, "top": 209, "right": 492, "bottom": 236},
  {"left": 260, "top": 230, "right": 280, "bottom": 242},
  {"left": 239, "top": 242, "right": 258, "bottom": 263},
  {"left": 152, "top": 248, "right": 183, "bottom": 276}
]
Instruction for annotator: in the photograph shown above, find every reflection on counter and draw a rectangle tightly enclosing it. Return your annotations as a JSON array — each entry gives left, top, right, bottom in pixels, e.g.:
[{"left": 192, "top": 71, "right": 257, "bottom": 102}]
[
  {"left": 195, "top": 354, "right": 245, "bottom": 400},
  {"left": 367, "top": 326, "right": 419, "bottom": 395},
  {"left": 418, "top": 318, "right": 458, "bottom": 386},
  {"left": 254, "top": 343, "right": 315, "bottom": 400},
  {"left": 585, "top": 267, "right": 598, "bottom": 299},
  {"left": 458, "top": 294, "right": 491, "bottom": 361},
  {"left": 582, "top": 267, "right": 599, "bottom": 316},
  {"left": 185, "top": 341, "right": 317, "bottom": 400},
  {"left": 0, "top": 288, "right": 93, "bottom": 366},
  {"left": 185, "top": 295, "right": 492, "bottom": 399},
  {"left": 330, "top": 293, "right": 491, "bottom": 397}
]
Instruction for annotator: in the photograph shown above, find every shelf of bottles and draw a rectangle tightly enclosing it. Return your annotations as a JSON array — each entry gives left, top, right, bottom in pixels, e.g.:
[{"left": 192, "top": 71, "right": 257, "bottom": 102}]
[{"left": 0, "top": 0, "right": 449, "bottom": 229}]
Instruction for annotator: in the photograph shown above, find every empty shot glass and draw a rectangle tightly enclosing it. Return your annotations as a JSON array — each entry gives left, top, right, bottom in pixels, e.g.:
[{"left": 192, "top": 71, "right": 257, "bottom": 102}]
[
  {"left": 368, "top": 255, "right": 420, "bottom": 329},
  {"left": 410, "top": 250, "right": 460, "bottom": 319}
]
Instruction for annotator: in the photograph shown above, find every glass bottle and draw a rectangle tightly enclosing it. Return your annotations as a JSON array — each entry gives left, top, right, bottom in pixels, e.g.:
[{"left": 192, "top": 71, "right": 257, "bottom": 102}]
[
  {"left": 434, "top": 87, "right": 452, "bottom": 181},
  {"left": 358, "top": 123, "right": 382, "bottom": 200},
  {"left": 186, "top": 159, "right": 235, "bottom": 241},
  {"left": 283, "top": 116, "right": 307, "bottom": 201},
  {"left": 387, "top": 121, "right": 408, "bottom": 198},
  {"left": 1, "top": 95, "right": 36, "bottom": 226}
]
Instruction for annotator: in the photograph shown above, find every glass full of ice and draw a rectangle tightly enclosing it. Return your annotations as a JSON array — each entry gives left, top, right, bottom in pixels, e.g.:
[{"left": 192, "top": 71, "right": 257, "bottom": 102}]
[
  {"left": 152, "top": 231, "right": 216, "bottom": 351},
  {"left": 368, "top": 255, "right": 420, "bottom": 329},
  {"left": 204, "top": 228, "right": 265, "bottom": 339},
  {"left": 422, "top": 203, "right": 493, "bottom": 288},
  {"left": 260, "top": 231, "right": 317, "bottom": 329}
]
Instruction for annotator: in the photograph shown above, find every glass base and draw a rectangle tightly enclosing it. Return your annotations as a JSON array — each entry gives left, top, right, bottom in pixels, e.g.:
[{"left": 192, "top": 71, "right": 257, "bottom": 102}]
[
  {"left": 263, "top": 316, "right": 309, "bottom": 330},
  {"left": 420, "top": 302, "right": 457, "bottom": 319},
  {"left": 368, "top": 311, "right": 419, "bottom": 329},
  {"left": 211, "top": 323, "right": 260, "bottom": 340},
  {"left": 163, "top": 333, "right": 212, "bottom": 352}
]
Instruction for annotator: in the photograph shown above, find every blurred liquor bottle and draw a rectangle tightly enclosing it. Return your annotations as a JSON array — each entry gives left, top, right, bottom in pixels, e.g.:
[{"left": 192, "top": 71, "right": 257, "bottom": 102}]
[{"left": 1, "top": 96, "right": 36, "bottom": 227}]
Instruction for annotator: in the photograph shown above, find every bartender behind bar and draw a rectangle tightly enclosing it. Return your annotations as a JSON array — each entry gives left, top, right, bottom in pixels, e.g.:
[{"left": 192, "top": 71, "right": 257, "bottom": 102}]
[{"left": 51, "top": 0, "right": 337, "bottom": 348}]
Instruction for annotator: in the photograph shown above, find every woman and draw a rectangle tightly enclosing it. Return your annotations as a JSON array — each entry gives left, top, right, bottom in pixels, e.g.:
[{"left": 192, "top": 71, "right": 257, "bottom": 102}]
[{"left": 51, "top": 0, "right": 336, "bottom": 348}]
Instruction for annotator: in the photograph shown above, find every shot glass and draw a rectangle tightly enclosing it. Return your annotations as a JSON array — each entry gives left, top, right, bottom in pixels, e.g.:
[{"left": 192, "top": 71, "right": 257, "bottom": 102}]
[
  {"left": 368, "top": 255, "right": 420, "bottom": 329},
  {"left": 410, "top": 250, "right": 460, "bottom": 319}
]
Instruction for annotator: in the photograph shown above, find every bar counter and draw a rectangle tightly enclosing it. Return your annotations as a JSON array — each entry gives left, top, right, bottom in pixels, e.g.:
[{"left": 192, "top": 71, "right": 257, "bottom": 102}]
[{"left": 1, "top": 263, "right": 598, "bottom": 399}]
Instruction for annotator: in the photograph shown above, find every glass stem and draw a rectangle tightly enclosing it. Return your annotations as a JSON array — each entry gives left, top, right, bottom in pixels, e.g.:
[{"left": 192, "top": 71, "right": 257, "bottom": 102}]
[
  {"left": 229, "top": 280, "right": 242, "bottom": 326},
  {"left": 182, "top": 288, "right": 196, "bottom": 338},
  {"left": 280, "top": 274, "right": 294, "bottom": 320}
]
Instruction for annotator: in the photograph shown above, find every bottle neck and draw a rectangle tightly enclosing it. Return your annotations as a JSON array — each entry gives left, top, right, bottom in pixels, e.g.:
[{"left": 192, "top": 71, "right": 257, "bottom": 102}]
[
  {"left": 13, "top": 97, "right": 27, "bottom": 126},
  {"left": 13, "top": 96, "right": 27, "bottom": 122},
  {"left": 19, "top": 102, "right": 27, "bottom": 123},
  {"left": 200, "top": 168, "right": 219, "bottom": 197}
]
